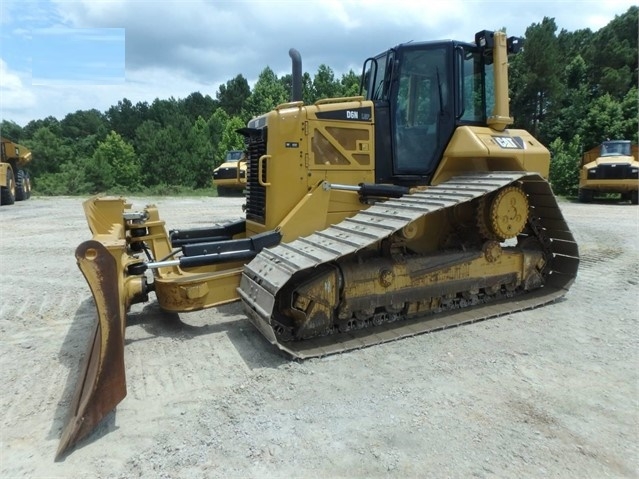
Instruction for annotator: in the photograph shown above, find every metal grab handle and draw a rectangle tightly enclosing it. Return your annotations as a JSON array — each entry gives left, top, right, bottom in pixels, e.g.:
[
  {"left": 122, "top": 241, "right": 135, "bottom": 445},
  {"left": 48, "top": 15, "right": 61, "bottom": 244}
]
[
  {"left": 237, "top": 157, "right": 247, "bottom": 184},
  {"left": 257, "top": 154, "right": 271, "bottom": 187}
]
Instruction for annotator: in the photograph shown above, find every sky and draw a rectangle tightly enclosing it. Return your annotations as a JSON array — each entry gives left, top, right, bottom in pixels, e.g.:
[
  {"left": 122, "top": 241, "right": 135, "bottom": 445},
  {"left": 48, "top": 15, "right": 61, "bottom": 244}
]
[{"left": 0, "top": 0, "right": 636, "bottom": 127}]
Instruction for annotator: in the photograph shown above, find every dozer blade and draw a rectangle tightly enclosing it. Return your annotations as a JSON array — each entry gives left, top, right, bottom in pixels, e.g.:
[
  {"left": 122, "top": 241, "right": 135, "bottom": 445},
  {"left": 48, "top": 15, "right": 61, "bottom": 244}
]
[{"left": 56, "top": 240, "right": 126, "bottom": 459}]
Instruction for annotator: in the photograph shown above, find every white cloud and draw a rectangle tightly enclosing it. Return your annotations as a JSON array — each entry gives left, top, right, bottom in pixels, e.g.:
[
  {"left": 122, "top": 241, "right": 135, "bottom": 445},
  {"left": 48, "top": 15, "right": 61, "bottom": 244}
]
[
  {"left": 1, "top": 0, "right": 636, "bottom": 126},
  {"left": 0, "top": 59, "right": 37, "bottom": 119}
]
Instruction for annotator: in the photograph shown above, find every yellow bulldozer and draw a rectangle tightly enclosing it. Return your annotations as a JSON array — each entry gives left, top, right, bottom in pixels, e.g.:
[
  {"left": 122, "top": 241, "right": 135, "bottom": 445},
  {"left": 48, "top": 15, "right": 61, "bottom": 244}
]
[
  {"left": 0, "top": 136, "right": 33, "bottom": 205},
  {"left": 57, "top": 30, "right": 579, "bottom": 458},
  {"left": 578, "top": 140, "right": 639, "bottom": 204}
]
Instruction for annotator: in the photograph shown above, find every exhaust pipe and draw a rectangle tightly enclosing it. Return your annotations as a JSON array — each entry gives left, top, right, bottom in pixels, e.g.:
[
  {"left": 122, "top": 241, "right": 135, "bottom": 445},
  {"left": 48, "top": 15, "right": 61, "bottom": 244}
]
[{"left": 289, "top": 48, "right": 302, "bottom": 102}]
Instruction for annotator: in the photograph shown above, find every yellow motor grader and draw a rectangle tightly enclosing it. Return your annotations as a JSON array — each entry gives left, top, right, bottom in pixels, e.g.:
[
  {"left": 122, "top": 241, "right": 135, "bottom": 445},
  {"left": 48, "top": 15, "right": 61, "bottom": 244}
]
[{"left": 57, "top": 30, "right": 579, "bottom": 458}]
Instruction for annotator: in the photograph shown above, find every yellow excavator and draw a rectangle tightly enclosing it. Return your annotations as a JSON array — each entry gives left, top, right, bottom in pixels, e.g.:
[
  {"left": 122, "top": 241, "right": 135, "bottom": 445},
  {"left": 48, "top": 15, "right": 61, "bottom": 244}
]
[{"left": 57, "top": 30, "right": 579, "bottom": 458}]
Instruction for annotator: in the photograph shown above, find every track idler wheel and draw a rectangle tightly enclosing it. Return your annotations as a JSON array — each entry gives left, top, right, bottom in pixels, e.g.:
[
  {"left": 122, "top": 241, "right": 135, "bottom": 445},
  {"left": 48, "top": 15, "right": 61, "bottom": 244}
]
[{"left": 477, "top": 185, "right": 529, "bottom": 241}]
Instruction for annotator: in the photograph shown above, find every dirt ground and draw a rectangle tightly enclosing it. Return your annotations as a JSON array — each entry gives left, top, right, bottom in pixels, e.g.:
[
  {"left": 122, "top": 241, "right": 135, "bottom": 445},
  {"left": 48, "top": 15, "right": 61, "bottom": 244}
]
[{"left": 0, "top": 194, "right": 637, "bottom": 479}]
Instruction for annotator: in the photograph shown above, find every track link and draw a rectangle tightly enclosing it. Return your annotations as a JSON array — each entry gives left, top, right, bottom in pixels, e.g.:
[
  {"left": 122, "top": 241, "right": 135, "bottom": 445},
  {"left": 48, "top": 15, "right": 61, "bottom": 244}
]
[{"left": 238, "top": 172, "right": 579, "bottom": 358}]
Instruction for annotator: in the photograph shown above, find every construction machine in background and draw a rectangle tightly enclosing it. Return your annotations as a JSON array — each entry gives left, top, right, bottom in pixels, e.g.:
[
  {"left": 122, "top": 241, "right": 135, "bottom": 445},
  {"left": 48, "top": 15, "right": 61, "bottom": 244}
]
[
  {"left": 57, "top": 30, "right": 579, "bottom": 458},
  {"left": 212, "top": 149, "right": 247, "bottom": 195},
  {"left": 578, "top": 140, "right": 639, "bottom": 204},
  {"left": 0, "top": 136, "right": 33, "bottom": 205}
]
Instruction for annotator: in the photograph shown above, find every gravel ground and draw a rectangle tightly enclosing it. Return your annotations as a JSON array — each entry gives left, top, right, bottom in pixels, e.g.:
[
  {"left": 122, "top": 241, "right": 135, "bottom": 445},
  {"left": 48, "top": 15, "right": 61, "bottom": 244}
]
[{"left": 0, "top": 195, "right": 637, "bottom": 479}]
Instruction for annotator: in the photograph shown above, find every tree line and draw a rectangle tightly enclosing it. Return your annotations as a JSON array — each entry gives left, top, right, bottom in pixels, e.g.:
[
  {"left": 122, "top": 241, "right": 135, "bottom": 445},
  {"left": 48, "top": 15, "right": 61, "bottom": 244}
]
[
  {"left": 0, "top": 65, "right": 360, "bottom": 196},
  {"left": 0, "top": 6, "right": 636, "bottom": 197}
]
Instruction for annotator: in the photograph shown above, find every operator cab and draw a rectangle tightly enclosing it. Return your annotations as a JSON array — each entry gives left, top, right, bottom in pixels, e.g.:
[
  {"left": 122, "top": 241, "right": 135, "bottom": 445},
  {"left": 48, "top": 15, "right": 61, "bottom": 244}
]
[
  {"left": 361, "top": 32, "right": 501, "bottom": 185},
  {"left": 225, "top": 150, "right": 244, "bottom": 162},
  {"left": 600, "top": 140, "right": 632, "bottom": 157}
]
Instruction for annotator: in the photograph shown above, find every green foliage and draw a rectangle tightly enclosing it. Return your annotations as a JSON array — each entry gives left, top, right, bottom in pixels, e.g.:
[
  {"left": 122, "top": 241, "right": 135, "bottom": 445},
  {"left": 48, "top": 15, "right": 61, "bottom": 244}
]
[
  {"left": 135, "top": 118, "right": 194, "bottom": 187},
  {"left": 301, "top": 72, "right": 314, "bottom": 104},
  {"left": 216, "top": 75, "right": 251, "bottom": 118},
  {"left": 312, "top": 65, "right": 341, "bottom": 99},
  {"left": 34, "top": 161, "right": 91, "bottom": 195},
  {"left": 246, "top": 67, "right": 289, "bottom": 118},
  {"left": 84, "top": 150, "right": 115, "bottom": 192},
  {"left": 88, "top": 131, "right": 141, "bottom": 191},
  {"left": 26, "top": 126, "right": 75, "bottom": 176},
  {"left": 580, "top": 93, "right": 627, "bottom": 147},
  {"left": 187, "top": 117, "right": 216, "bottom": 187},
  {"left": 147, "top": 97, "right": 186, "bottom": 128},
  {"left": 106, "top": 98, "right": 149, "bottom": 141},
  {"left": 208, "top": 109, "right": 229, "bottom": 161},
  {"left": 340, "top": 70, "right": 361, "bottom": 97},
  {"left": 549, "top": 136, "right": 582, "bottom": 197},
  {"left": 585, "top": 6, "right": 638, "bottom": 98},
  {"left": 137, "top": 184, "right": 217, "bottom": 197},
  {"left": 22, "top": 116, "right": 61, "bottom": 138},
  {"left": 511, "top": 17, "right": 562, "bottom": 137},
  {"left": 0, "top": 120, "right": 24, "bottom": 141},
  {"left": 182, "top": 92, "right": 217, "bottom": 121},
  {"left": 620, "top": 87, "right": 639, "bottom": 144},
  {"left": 539, "top": 55, "right": 590, "bottom": 145},
  {"left": 132, "top": 114, "right": 214, "bottom": 189},
  {"left": 218, "top": 116, "right": 246, "bottom": 164}
]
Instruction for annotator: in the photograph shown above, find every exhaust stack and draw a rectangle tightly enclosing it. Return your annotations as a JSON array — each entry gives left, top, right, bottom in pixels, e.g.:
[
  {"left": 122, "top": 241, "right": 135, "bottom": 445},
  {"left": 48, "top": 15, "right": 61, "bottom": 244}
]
[{"left": 289, "top": 48, "right": 302, "bottom": 102}]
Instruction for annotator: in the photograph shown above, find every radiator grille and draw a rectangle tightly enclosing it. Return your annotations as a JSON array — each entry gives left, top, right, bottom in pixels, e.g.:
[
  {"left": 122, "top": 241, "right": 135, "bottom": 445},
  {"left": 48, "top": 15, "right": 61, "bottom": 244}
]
[
  {"left": 588, "top": 164, "right": 636, "bottom": 180},
  {"left": 213, "top": 167, "right": 244, "bottom": 180},
  {"left": 245, "top": 130, "right": 267, "bottom": 223}
]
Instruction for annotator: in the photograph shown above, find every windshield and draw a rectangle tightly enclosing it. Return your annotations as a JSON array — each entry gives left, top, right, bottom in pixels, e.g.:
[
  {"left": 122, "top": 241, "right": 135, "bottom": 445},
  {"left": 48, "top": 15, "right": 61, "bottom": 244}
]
[
  {"left": 600, "top": 141, "right": 631, "bottom": 157},
  {"left": 226, "top": 151, "right": 243, "bottom": 162}
]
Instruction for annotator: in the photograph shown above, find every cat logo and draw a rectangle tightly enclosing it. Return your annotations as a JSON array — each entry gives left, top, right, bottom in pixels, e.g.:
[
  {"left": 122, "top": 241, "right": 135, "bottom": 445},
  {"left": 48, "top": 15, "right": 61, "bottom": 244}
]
[{"left": 493, "top": 136, "right": 524, "bottom": 149}]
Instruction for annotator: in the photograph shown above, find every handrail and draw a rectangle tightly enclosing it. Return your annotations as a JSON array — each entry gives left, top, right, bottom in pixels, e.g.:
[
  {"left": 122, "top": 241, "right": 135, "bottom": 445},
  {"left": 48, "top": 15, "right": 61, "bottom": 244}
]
[
  {"left": 258, "top": 155, "right": 271, "bottom": 186},
  {"left": 236, "top": 157, "right": 247, "bottom": 184},
  {"left": 275, "top": 101, "right": 304, "bottom": 111},
  {"left": 314, "top": 96, "right": 365, "bottom": 105}
]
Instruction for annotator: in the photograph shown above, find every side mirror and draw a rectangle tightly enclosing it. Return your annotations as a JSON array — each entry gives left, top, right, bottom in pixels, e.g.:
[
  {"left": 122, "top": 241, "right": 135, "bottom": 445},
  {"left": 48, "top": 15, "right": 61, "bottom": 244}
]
[{"left": 507, "top": 36, "right": 524, "bottom": 54}]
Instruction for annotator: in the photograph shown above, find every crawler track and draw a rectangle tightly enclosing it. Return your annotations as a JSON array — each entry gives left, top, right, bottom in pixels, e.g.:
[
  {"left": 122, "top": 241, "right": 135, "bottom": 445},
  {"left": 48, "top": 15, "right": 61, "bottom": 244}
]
[{"left": 239, "top": 172, "right": 579, "bottom": 358}]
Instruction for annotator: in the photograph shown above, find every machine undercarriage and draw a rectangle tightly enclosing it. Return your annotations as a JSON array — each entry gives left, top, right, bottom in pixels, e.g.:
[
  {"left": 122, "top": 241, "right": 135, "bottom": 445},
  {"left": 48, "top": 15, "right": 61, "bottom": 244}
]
[{"left": 240, "top": 172, "right": 578, "bottom": 358}]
